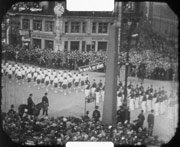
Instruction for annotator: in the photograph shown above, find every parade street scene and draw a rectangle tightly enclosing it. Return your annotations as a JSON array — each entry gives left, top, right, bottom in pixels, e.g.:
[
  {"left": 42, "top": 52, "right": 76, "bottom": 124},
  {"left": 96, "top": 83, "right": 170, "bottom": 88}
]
[{"left": 1, "top": 1, "right": 178, "bottom": 146}]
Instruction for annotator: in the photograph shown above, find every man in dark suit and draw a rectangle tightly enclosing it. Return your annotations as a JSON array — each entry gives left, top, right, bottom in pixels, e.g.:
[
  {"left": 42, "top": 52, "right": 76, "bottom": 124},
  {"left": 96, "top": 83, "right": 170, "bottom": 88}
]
[
  {"left": 27, "top": 93, "right": 35, "bottom": 115},
  {"left": 138, "top": 110, "right": 145, "bottom": 129},
  {"left": 42, "top": 92, "right": 49, "bottom": 116},
  {"left": 92, "top": 106, "right": 101, "bottom": 123},
  {"left": 116, "top": 106, "right": 125, "bottom": 125},
  {"left": 124, "top": 106, "right": 130, "bottom": 124},
  {"left": 147, "top": 109, "right": 155, "bottom": 136}
]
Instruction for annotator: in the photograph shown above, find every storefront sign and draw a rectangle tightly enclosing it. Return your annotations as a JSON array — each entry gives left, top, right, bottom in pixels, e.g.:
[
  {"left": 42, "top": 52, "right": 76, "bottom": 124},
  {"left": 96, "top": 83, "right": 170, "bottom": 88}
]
[
  {"left": 22, "top": 36, "right": 30, "bottom": 42},
  {"left": 31, "top": 34, "right": 54, "bottom": 39},
  {"left": 78, "top": 62, "right": 104, "bottom": 72},
  {"left": 92, "top": 37, "right": 107, "bottom": 41},
  {"left": 67, "top": 37, "right": 84, "bottom": 40},
  {"left": 19, "top": 30, "right": 30, "bottom": 36}
]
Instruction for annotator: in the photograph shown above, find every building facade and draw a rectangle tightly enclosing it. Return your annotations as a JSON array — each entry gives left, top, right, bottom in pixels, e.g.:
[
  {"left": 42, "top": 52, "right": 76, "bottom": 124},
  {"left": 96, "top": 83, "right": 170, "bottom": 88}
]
[
  {"left": 16, "top": 2, "right": 119, "bottom": 52},
  {"left": 145, "top": 2, "right": 178, "bottom": 42}
]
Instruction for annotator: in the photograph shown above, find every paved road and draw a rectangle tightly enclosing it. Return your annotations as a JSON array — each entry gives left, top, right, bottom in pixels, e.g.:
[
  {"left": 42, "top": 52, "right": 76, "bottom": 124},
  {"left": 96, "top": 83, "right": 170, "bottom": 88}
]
[{"left": 1, "top": 67, "right": 178, "bottom": 143}]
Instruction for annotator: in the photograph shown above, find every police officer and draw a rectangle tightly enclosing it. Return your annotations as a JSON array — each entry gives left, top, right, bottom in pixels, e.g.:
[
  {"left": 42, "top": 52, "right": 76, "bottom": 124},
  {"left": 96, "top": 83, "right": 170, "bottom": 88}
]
[
  {"left": 42, "top": 93, "right": 49, "bottom": 116},
  {"left": 92, "top": 106, "right": 101, "bottom": 123},
  {"left": 147, "top": 109, "right": 155, "bottom": 136},
  {"left": 27, "top": 93, "right": 35, "bottom": 116},
  {"left": 138, "top": 110, "right": 145, "bottom": 129}
]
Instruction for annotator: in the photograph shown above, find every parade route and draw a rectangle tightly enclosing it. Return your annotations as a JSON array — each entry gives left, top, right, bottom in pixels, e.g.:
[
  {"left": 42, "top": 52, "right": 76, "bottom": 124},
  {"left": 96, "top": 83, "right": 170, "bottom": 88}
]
[{"left": 1, "top": 68, "right": 178, "bottom": 143}]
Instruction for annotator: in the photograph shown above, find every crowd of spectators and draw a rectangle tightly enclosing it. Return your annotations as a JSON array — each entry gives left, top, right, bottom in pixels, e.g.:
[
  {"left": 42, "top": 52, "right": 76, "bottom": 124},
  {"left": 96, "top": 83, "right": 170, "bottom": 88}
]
[
  {"left": 2, "top": 17, "right": 178, "bottom": 81},
  {"left": 2, "top": 105, "right": 165, "bottom": 145}
]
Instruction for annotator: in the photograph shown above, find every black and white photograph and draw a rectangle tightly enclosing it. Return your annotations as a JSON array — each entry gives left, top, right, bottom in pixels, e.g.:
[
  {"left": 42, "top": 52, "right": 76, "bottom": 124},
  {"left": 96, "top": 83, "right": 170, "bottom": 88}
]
[{"left": 1, "top": 1, "right": 178, "bottom": 146}]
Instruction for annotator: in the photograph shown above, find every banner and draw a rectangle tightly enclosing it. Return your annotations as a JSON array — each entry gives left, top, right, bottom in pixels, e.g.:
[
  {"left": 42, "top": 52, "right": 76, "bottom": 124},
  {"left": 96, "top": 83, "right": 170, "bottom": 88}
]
[{"left": 78, "top": 62, "right": 104, "bottom": 72}]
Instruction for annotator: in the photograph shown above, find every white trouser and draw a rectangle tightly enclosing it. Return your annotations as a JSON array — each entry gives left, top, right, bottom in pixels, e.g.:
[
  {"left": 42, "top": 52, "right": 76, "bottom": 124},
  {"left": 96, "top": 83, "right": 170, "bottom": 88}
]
[
  {"left": 117, "top": 96, "right": 122, "bottom": 107},
  {"left": 141, "top": 101, "right": 146, "bottom": 113},
  {"left": 91, "top": 88, "right": 96, "bottom": 95},
  {"left": 96, "top": 92, "right": 100, "bottom": 103},
  {"left": 85, "top": 89, "right": 90, "bottom": 97},
  {"left": 129, "top": 99, "right": 134, "bottom": 111},
  {"left": 101, "top": 91, "right": 104, "bottom": 102},
  {"left": 152, "top": 98, "right": 157, "bottom": 110},
  {"left": 155, "top": 102, "right": 159, "bottom": 116}
]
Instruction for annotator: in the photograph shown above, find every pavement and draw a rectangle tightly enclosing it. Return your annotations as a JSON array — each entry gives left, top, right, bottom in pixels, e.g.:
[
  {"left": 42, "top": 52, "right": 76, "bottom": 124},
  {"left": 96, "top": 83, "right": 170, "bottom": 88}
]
[{"left": 1, "top": 66, "right": 178, "bottom": 143}]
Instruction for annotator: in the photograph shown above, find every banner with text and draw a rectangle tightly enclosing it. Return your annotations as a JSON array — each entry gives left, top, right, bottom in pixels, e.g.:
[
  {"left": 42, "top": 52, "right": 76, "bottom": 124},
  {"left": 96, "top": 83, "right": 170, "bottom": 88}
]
[{"left": 78, "top": 62, "right": 104, "bottom": 72}]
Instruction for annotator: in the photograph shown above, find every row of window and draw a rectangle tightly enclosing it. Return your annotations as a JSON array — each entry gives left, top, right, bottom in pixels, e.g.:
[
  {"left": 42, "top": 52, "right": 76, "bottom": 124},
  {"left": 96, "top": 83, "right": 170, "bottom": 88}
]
[
  {"left": 22, "top": 19, "right": 109, "bottom": 33},
  {"left": 32, "top": 38, "right": 107, "bottom": 51}
]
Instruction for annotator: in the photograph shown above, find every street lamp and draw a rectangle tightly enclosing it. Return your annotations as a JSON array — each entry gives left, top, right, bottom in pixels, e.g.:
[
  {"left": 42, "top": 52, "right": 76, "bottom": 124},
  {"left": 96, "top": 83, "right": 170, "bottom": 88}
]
[{"left": 123, "top": 20, "right": 139, "bottom": 107}]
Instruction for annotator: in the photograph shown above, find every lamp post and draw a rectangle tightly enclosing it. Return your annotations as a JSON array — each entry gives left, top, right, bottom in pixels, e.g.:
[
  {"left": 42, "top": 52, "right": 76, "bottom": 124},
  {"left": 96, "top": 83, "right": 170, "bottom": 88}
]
[{"left": 123, "top": 20, "right": 139, "bottom": 107}]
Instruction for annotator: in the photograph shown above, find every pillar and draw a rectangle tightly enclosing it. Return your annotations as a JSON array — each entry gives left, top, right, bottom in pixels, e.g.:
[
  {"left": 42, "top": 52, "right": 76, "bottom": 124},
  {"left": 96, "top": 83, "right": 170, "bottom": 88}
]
[
  {"left": 102, "top": 25, "right": 118, "bottom": 126},
  {"left": 54, "top": 17, "right": 63, "bottom": 52}
]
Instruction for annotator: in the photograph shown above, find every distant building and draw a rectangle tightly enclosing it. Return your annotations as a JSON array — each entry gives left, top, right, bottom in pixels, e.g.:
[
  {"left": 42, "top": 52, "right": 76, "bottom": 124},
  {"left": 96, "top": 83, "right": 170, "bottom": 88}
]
[
  {"left": 4, "top": 2, "right": 146, "bottom": 52},
  {"left": 145, "top": 2, "right": 178, "bottom": 44}
]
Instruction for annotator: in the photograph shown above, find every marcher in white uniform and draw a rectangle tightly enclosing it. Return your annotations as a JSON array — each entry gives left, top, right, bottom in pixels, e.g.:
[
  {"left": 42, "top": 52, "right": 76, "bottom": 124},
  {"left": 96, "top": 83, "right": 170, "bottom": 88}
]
[
  {"left": 155, "top": 94, "right": 160, "bottom": 116},
  {"left": 91, "top": 79, "right": 97, "bottom": 96},
  {"left": 141, "top": 93, "right": 147, "bottom": 113},
  {"left": 33, "top": 72, "right": 38, "bottom": 85},
  {"left": 53, "top": 76, "right": 59, "bottom": 93},
  {"left": 45, "top": 75, "right": 50, "bottom": 91},
  {"left": 85, "top": 81, "right": 91, "bottom": 97},
  {"left": 117, "top": 89, "right": 123, "bottom": 107},
  {"left": 59, "top": 75, "right": 64, "bottom": 92},
  {"left": 101, "top": 85, "right": 105, "bottom": 102},
  {"left": 17, "top": 70, "right": 22, "bottom": 85},
  {"left": 129, "top": 91, "right": 135, "bottom": 111},
  {"left": 95, "top": 86, "right": 100, "bottom": 103},
  {"left": 26, "top": 72, "right": 32, "bottom": 87},
  {"left": 41, "top": 72, "right": 45, "bottom": 88},
  {"left": 152, "top": 90, "right": 157, "bottom": 110},
  {"left": 36, "top": 73, "right": 42, "bottom": 89},
  {"left": 80, "top": 74, "right": 85, "bottom": 91},
  {"left": 62, "top": 77, "right": 68, "bottom": 95},
  {"left": 67, "top": 75, "right": 72, "bottom": 94},
  {"left": 7, "top": 68, "right": 12, "bottom": 83},
  {"left": 74, "top": 75, "right": 79, "bottom": 92},
  {"left": 50, "top": 73, "right": 54, "bottom": 88},
  {"left": 21, "top": 68, "right": 26, "bottom": 84}
]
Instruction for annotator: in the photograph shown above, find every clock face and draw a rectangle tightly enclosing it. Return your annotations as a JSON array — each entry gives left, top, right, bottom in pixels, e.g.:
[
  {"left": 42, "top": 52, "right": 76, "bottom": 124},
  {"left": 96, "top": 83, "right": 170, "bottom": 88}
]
[{"left": 54, "top": 3, "right": 64, "bottom": 17}]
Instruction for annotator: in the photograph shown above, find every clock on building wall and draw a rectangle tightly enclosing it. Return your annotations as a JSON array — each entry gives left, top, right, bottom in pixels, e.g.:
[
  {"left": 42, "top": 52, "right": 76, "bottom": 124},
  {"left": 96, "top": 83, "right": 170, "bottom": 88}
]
[{"left": 54, "top": 3, "right": 64, "bottom": 17}]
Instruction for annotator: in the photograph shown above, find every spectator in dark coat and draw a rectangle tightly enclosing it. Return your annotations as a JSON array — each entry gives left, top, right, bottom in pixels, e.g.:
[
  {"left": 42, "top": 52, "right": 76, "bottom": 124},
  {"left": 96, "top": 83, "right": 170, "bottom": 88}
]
[
  {"left": 92, "top": 106, "right": 101, "bottom": 123},
  {"left": 27, "top": 94, "right": 34, "bottom": 115},
  {"left": 42, "top": 93, "right": 49, "bottom": 116},
  {"left": 138, "top": 110, "right": 145, "bottom": 129},
  {"left": 7, "top": 104, "right": 16, "bottom": 116},
  {"left": 147, "top": 109, "right": 155, "bottom": 136}
]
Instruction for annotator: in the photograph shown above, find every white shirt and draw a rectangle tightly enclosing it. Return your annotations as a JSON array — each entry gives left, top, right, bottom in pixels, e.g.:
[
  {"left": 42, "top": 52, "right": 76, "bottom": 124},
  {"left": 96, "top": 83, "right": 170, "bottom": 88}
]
[
  {"left": 37, "top": 74, "right": 42, "bottom": 80},
  {"left": 17, "top": 71, "right": 22, "bottom": 76},
  {"left": 33, "top": 72, "right": 38, "bottom": 78},
  {"left": 50, "top": 74, "right": 54, "bottom": 80},
  {"left": 75, "top": 76, "right": 79, "bottom": 82},
  {"left": 59, "top": 76, "right": 63, "bottom": 82},
  {"left": 78, "top": 74, "right": 82, "bottom": 81},
  {"left": 27, "top": 73, "right": 32, "bottom": 78},
  {"left": 68, "top": 76, "right": 73, "bottom": 83},
  {"left": 45, "top": 76, "right": 50, "bottom": 82},
  {"left": 63, "top": 72, "right": 68, "bottom": 78},
  {"left": 41, "top": 73, "right": 45, "bottom": 79},
  {"left": 53, "top": 71, "right": 57, "bottom": 76},
  {"left": 53, "top": 77, "right": 58, "bottom": 83},
  {"left": 8, "top": 69, "right": 12, "bottom": 75},
  {"left": 63, "top": 79, "right": 68, "bottom": 85},
  {"left": 21, "top": 70, "right": 26, "bottom": 75}
]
